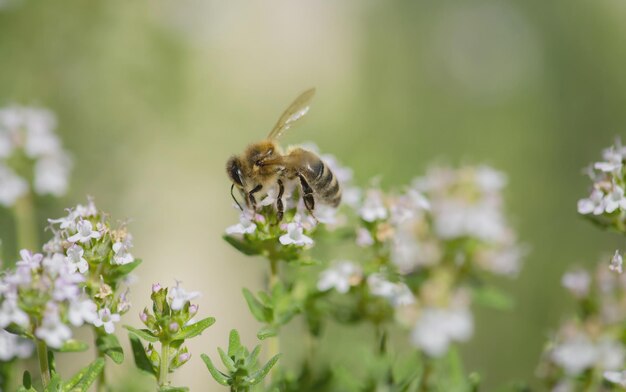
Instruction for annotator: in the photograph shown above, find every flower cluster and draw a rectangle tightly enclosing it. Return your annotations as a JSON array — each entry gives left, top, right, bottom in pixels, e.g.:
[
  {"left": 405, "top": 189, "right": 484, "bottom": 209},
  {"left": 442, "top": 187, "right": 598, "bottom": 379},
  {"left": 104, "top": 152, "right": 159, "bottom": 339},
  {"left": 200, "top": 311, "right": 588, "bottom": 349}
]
[
  {"left": 538, "top": 262, "right": 626, "bottom": 389},
  {"left": 0, "top": 329, "right": 32, "bottom": 361},
  {"left": 0, "top": 106, "right": 72, "bottom": 206},
  {"left": 315, "top": 164, "right": 523, "bottom": 357},
  {"left": 0, "top": 199, "right": 137, "bottom": 350},
  {"left": 577, "top": 139, "right": 626, "bottom": 231},
  {"left": 127, "top": 282, "right": 214, "bottom": 389}
]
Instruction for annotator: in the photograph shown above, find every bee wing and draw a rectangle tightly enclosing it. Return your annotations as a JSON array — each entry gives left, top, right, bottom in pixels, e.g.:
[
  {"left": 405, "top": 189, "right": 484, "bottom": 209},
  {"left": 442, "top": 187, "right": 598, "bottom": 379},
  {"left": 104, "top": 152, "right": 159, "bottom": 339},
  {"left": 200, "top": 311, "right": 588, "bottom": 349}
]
[{"left": 267, "top": 88, "right": 316, "bottom": 140}]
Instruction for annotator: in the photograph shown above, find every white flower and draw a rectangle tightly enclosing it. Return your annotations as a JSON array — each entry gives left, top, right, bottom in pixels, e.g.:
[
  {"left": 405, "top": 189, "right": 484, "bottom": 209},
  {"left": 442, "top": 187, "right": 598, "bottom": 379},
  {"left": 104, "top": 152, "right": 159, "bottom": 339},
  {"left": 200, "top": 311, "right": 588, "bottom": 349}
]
[
  {"left": 604, "top": 183, "right": 626, "bottom": 213},
  {"left": 359, "top": 189, "right": 388, "bottom": 222},
  {"left": 35, "top": 305, "right": 72, "bottom": 349},
  {"left": 356, "top": 228, "right": 374, "bottom": 247},
  {"left": 169, "top": 283, "right": 200, "bottom": 311},
  {"left": 0, "top": 164, "right": 27, "bottom": 207},
  {"left": 604, "top": 370, "right": 626, "bottom": 387},
  {"left": 279, "top": 222, "right": 314, "bottom": 246},
  {"left": 16, "top": 249, "right": 43, "bottom": 271},
  {"left": 317, "top": 261, "right": 363, "bottom": 294},
  {"left": 48, "top": 208, "right": 80, "bottom": 231},
  {"left": 0, "top": 130, "right": 13, "bottom": 158},
  {"left": 68, "top": 220, "right": 101, "bottom": 243},
  {"left": 410, "top": 307, "right": 473, "bottom": 357},
  {"left": 66, "top": 245, "right": 88, "bottom": 274},
  {"left": 596, "top": 339, "right": 625, "bottom": 371},
  {"left": 33, "top": 153, "right": 72, "bottom": 197},
  {"left": 610, "top": 250, "right": 623, "bottom": 274},
  {"left": 561, "top": 269, "right": 591, "bottom": 298},
  {"left": 577, "top": 188, "right": 606, "bottom": 215},
  {"left": 93, "top": 308, "right": 121, "bottom": 334},
  {"left": 0, "top": 330, "right": 33, "bottom": 361},
  {"left": 0, "top": 298, "right": 29, "bottom": 329},
  {"left": 225, "top": 213, "right": 257, "bottom": 235},
  {"left": 551, "top": 335, "right": 597, "bottom": 375},
  {"left": 42, "top": 253, "right": 68, "bottom": 277},
  {"left": 112, "top": 234, "right": 134, "bottom": 265},
  {"left": 68, "top": 299, "right": 98, "bottom": 327},
  {"left": 595, "top": 147, "right": 623, "bottom": 173},
  {"left": 367, "top": 274, "right": 415, "bottom": 307},
  {"left": 475, "top": 165, "right": 507, "bottom": 192}
]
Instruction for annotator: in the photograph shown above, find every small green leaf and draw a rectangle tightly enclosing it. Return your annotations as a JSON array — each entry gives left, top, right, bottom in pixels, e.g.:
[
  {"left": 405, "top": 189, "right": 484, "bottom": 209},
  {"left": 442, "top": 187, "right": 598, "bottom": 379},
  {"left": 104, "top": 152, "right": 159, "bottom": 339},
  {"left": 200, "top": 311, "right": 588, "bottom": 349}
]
[
  {"left": 257, "top": 326, "right": 278, "bottom": 340},
  {"left": 296, "top": 259, "right": 321, "bottom": 266},
  {"left": 172, "top": 317, "right": 216, "bottom": 340},
  {"left": 244, "top": 354, "right": 280, "bottom": 386},
  {"left": 129, "top": 334, "right": 157, "bottom": 377},
  {"left": 242, "top": 289, "right": 271, "bottom": 323},
  {"left": 5, "top": 323, "right": 34, "bottom": 339},
  {"left": 244, "top": 345, "right": 261, "bottom": 369},
  {"left": 20, "top": 371, "right": 36, "bottom": 392},
  {"left": 201, "top": 354, "right": 231, "bottom": 386},
  {"left": 67, "top": 358, "right": 105, "bottom": 391},
  {"left": 227, "top": 329, "right": 242, "bottom": 357},
  {"left": 217, "top": 347, "right": 236, "bottom": 373},
  {"left": 51, "top": 339, "right": 89, "bottom": 353},
  {"left": 124, "top": 325, "right": 159, "bottom": 342},
  {"left": 158, "top": 386, "right": 189, "bottom": 392},
  {"left": 472, "top": 286, "right": 514, "bottom": 311},
  {"left": 109, "top": 259, "right": 142, "bottom": 279},
  {"left": 96, "top": 333, "right": 124, "bottom": 364},
  {"left": 223, "top": 235, "right": 261, "bottom": 256},
  {"left": 45, "top": 373, "right": 62, "bottom": 392}
]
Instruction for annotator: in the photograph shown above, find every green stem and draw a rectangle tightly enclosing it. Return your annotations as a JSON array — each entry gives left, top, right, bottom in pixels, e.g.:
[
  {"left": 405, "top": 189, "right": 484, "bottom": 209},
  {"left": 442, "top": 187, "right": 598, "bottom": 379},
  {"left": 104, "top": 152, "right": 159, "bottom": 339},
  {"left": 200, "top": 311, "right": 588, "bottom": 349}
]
[
  {"left": 159, "top": 341, "right": 169, "bottom": 387},
  {"left": 267, "top": 257, "right": 280, "bottom": 381},
  {"left": 95, "top": 330, "right": 106, "bottom": 392},
  {"left": 418, "top": 356, "right": 432, "bottom": 392},
  {"left": 36, "top": 339, "right": 50, "bottom": 388},
  {"left": 13, "top": 194, "right": 38, "bottom": 252}
]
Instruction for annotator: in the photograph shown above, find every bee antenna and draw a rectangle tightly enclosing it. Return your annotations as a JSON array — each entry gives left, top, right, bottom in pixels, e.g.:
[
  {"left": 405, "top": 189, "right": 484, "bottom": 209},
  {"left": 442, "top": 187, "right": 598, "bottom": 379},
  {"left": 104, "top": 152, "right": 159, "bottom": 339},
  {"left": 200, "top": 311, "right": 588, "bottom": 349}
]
[{"left": 231, "top": 184, "right": 244, "bottom": 211}]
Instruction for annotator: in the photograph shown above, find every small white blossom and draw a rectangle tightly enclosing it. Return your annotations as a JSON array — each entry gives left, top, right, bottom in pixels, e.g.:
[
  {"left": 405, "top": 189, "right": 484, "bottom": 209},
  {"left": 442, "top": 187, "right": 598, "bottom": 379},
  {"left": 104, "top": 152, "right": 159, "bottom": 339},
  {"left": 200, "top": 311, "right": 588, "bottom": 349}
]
[
  {"left": 317, "top": 261, "right": 363, "bottom": 294},
  {"left": 33, "top": 153, "right": 71, "bottom": 196},
  {"left": 68, "top": 299, "right": 98, "bottom": 327},
  {"left": 66, "top": 245, "right": 88, "bottom": 274},
  {"left": 112, "top": 234, "right": 134, "bottom": 265},
  {"left": 561, "top": 269, "right": 591, "bottom": 298},
  {"left": 35, "top": 305, "right": 72, "bottom": 349},
  {"left": 551, "top": 335, "right": 597, "bottom": 375},
  {"left": 225, "top": 213, "right": 257, "bottom": 235},
  {"left": 169, "top": 282, "right": 200, "bottom": 311},
  {"left": 367, "top": 274, "right": 415, "bottom": 307},
  {"left": 68, "top": 220, "right": 101, "bottom": 243},
  {"left": 411, "top": 307, "right": 473, "bottom": 357},
  {"left": 279, "top": 222, "right": 314, "bottom": 246},
  {"left": 93, "top": 308, "right": 121, "bottom": 334},
  {"left": 42, "top": 253, "right": 68, "bottom": 277},
  {"left": 16, "top": 249, "right": 43, "bottom": 271},
  {"left": 595, "top": 147, "right": 623, "bottom": 173},
  {"left": 356, "top": 228, "right": 374, "bottom": 247},
  {"left": 0, "top": 164, "right": 28, "bottom": 207},
  {"left": 0, "top": 330, "right": 33, "bottom": 361},
  {"left": 610, "top": 250, "right": 623, "bottom": 274},
  {"left": 0, "top": 298, "right": 30, "bottom": 329},
  {"left": 604, "top": 183, "right": 626, "bottom": 213},
  {"left": 604, "top": 370, "right": 626, "bottom": 387},
  {"left": 359, "top": 189, "right": 388, "bottom": 222},
  {"left": 577, "top": 189, "right": 606, "bottom": 215}
]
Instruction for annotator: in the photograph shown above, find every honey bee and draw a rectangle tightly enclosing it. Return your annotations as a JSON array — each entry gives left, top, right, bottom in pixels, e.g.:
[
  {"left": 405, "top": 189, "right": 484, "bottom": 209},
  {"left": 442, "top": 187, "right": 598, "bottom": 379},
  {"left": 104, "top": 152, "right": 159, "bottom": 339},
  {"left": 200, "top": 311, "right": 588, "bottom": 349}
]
[{"left": 226, "top": 88, "right": 341, "bottom": 222}]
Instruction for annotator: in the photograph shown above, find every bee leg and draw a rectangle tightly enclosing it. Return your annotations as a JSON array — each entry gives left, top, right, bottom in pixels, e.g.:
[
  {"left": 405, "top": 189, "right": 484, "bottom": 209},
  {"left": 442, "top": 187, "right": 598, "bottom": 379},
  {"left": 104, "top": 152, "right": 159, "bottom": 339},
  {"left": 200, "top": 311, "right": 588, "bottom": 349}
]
[
  {"left": 298, "top": 175, "right": 318, "bottom": 222},
  {"left": 248, "top": 184, "right": 263, "bottom": 211},
  {"left": 276, "top": 179, "right": 285, "bottom": 223}
]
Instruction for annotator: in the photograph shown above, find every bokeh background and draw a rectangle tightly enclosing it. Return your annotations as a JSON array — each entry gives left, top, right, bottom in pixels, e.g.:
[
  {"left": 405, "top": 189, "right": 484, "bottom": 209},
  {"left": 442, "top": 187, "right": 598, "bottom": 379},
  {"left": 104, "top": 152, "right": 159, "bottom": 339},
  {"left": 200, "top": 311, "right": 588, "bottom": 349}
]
[{"left": 1, "top": 0, "right": 626, "bottom": 389}]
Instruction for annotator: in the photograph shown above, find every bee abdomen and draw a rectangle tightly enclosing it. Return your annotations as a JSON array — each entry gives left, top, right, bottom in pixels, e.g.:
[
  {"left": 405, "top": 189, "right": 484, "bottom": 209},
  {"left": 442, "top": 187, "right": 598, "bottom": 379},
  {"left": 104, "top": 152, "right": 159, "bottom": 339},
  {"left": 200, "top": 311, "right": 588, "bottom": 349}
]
[{"left": 306, "top": 160, "right": 341, "bottom": 208}]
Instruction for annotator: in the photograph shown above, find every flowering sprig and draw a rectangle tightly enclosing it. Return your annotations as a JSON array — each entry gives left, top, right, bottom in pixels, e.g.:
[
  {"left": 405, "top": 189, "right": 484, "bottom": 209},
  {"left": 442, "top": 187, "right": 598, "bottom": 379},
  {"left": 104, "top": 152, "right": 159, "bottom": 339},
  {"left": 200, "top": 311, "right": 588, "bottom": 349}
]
[
  {"left": 125, "top": 282, "right": 215, "bottom": 391},
  {"left": 577, "top": 139, "right": 626, "bottom": 232},
  {"left": 201, "top": 329, "right": 280, "bottom": 391},
  {"left": 0, "top": 106, "right": 72, "bottom": 207}
]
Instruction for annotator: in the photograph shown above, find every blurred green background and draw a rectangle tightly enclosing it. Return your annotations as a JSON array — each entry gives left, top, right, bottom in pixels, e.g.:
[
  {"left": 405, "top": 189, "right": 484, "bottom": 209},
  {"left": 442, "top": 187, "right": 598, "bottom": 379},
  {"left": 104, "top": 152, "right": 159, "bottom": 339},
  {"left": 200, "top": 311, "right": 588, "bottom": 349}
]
[{"left": 1, "top": 0, "right": 626, "bottom": 389}]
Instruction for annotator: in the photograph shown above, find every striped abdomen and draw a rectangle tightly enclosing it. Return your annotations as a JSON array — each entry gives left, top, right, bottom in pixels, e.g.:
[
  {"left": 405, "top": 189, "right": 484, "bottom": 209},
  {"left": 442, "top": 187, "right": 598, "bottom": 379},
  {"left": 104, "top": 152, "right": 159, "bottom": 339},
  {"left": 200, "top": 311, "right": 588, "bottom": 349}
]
[{"left": 288, "top": 148, "right": 341, "bottom": 208}]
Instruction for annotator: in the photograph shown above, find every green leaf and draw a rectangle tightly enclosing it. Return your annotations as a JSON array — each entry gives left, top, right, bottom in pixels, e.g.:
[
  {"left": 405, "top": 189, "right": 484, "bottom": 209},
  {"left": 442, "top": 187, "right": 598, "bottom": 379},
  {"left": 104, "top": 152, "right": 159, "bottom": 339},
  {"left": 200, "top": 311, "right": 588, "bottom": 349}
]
[
  {"left": 124, "top": 325, "right": 159, "bottom": 342},
  {"left": 45, "top": 373, "right": 62, "bottom": 392},
  {"left": 109, "top": 259, "right": 142, "bottom": 280},
  {"left": 217, "top": 347, "right": 236, "bottom": 373},
  {"left": 129, "top": 334, "right": 157, "bottom": 377},
  {"left": 244, "top": 354, "right": 280, "bottom": 386},
  {"left": 62, "top": 358, "right": 105, "bottom": 391},
  {"left": 201, "top": 354, "right": 231, "bottom": 386},
  {"left": 223, "top": 235, "right": 261, "bottom": 256},
  {"left": 158, "top": 386, "right": 189, "bottom": 392},
  {"left": 257, "top": 326, "right": 278, "bottom": 340},
  {"left": 228, "top": 329, "right": 242, "bottom": 357},
  {"left": 18, "top": 371, "right": 36, "bottom": 392},
  {"left": 5, "top": 323, "right": 34, "bottom": 339},
  {"left": 96, "top": 333, "right": 124, "bottom": 364},
  {"left": 50, "top": 339, "right": 89, "bottom": 353},
  {"left": 472, "top": 286, "right": 514, "bottom": 311},
  {"left": 172, "top": 317, "right": 216, "bottom": 340},
  {"left": 244, "top": 345, "right": 261, "bottom": 369},
  {"left": 242, "top": 289, "right": 271, "bottom": 323}
]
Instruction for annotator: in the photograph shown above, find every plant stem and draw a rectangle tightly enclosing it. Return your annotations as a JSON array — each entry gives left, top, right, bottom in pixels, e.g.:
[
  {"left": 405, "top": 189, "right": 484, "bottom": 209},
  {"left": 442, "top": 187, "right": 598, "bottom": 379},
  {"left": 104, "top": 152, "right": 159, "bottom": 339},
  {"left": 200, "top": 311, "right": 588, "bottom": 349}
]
[
  {"left": 13, "top": 194, "right": 38, "bottom": 252},
  {"left": 418, "top": 356, "right": 432, "bottom": 392},
  {"left": 159, "top": 342, "right": 169, "bottom": 387},
  {"left": 94, "top": 330, "right": 106, "bottom": 392},
  {"left": 267, "top": 256, "right": 280, "bottom": 381},
  {"left": 36, "top": 339, "right": 50, "bottom": 388}
]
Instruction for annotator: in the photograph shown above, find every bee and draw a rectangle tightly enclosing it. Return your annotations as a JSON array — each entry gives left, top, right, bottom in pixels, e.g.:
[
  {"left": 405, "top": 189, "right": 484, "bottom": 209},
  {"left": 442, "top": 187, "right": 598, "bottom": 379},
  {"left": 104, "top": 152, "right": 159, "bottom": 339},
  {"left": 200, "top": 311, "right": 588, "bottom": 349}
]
[{"left": 226, "top": 88, "right": 341, "bottom": 222}]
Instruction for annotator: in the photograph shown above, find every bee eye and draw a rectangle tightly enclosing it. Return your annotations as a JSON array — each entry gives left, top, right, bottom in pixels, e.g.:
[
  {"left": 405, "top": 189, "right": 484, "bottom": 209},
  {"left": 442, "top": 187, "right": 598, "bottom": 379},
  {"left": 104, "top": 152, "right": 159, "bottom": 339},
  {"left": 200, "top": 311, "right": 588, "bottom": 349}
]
[{"left": 256, "top": 160, "right": 263, "bottom": 167}]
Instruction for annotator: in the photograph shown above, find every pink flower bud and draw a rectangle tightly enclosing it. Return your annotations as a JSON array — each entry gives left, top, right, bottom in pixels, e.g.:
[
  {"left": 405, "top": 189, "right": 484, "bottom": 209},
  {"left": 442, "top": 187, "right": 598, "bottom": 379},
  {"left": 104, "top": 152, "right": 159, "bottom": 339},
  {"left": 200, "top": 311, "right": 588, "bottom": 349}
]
[
  {"left": 178, "top": 352, "right": 190, "bottom": 362},
  {"left": 169, "top": 322, "right": 179, "bottom": 332},
  {"left": 152, "top": 283, "right": 161, "bottom": 293}
]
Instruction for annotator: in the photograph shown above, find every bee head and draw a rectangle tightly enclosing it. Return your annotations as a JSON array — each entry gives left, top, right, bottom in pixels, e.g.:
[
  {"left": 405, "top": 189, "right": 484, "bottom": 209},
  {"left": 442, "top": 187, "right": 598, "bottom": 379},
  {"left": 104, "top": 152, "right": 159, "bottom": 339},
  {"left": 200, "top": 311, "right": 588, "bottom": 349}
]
[{"left": 226, "top": 156, "right": 245, "bottom": 188}]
